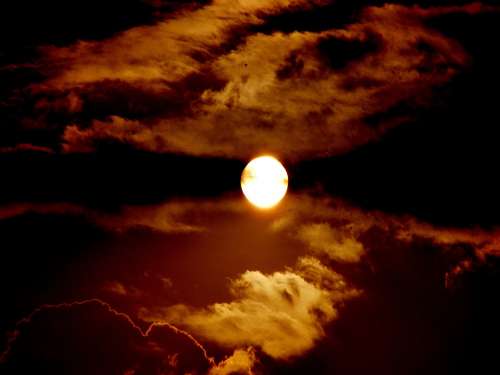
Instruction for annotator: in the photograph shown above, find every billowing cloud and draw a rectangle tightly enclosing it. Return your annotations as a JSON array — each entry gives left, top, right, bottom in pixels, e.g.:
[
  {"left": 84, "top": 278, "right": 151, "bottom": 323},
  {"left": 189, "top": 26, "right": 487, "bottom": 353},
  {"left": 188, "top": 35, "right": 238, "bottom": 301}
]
[{"left": 140, "top": 256, "right": 359, "bottom": 359}]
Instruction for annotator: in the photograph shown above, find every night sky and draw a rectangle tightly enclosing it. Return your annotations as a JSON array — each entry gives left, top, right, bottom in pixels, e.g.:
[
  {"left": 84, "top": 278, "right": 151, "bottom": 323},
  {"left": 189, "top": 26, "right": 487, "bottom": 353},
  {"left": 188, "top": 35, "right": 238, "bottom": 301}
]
[{"left": 1, "top": 1, "right": 500, "bottom": 374}]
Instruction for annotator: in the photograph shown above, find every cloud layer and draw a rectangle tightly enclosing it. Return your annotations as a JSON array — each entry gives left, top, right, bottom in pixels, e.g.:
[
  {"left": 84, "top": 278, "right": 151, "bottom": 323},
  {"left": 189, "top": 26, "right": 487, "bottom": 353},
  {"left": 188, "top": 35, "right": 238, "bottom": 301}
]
[
  {"left": 3, "top": 1, "right": 497, "bottom": 159},
  {"left": 1, "top": 192, "right": 500, "bottom": 372}
]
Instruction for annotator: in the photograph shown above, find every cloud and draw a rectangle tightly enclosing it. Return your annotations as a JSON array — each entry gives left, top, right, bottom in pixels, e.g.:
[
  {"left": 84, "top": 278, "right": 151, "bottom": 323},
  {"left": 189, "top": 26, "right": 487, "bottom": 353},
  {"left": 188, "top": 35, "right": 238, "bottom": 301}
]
[
  {"left": 5, "top": 2, "right": 498, "bottom": 159},
  {"left": 297, "top": 223, "right": 364, "bottom": 263},
  {"left": 1, "top": 192, "right": 500, "bottom": 371},
  {"left": 102, "top": 281, "right": 144, "bottom": 298},
  {"left": 1, "top": 193, "right": 499, "bottom": 259},
  {"left": 0, "top": 298, "right": 261, "bottom": 374},
  {"left": 34, "top": 0, "right": 329, "bottom": 89},
  {"left": 208, "top": 348, "right": 256, "bottom": 375},
  {"left": 58, "top": 2, "right": 472, "bottom": 159},
  {"left": 140, "top": 256, "right": 359, "bottom": 359},
  {"left": 0, "top": 299, "right": 213, "bottom": 375},
  {"left": 273, "top": 194, "right": 500, "bottom": 259},
  {"left": 103, "top": 280, "right": 129, "bottom": 296},
  {"left": 0, "top": 199, "right": 243, "bottom": 234},
  {"left": 0, "top": 144, "right": 54, "bottom": 154}
]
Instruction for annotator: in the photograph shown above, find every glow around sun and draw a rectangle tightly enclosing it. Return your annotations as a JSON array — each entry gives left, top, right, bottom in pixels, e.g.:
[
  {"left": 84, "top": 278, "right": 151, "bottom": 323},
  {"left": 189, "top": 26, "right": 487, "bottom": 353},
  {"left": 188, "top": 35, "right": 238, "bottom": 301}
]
[{"left": 241, "top": 156, "right": 288, "bottom": 209}]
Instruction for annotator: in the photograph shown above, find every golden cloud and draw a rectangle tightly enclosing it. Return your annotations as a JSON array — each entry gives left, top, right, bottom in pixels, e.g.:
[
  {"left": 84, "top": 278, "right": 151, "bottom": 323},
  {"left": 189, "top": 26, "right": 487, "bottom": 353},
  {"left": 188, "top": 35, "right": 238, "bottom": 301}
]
[
  {"left": 16, "top": 2, "right": 496, "bottom": 160},
  {"left": 140, "top": 256, "right": 359, "bottom": 359},
  {"left": 208, "top": 348, "right": 256, "bottom": 375},
  {"left": 36, "top": 0, "right": 330, "bottom": 89}
]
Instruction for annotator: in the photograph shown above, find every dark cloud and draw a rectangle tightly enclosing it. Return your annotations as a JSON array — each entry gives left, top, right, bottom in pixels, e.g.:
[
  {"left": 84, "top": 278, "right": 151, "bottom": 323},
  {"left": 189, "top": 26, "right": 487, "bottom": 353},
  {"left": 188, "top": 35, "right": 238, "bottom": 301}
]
[
  {"left": 0, "top": 299, "right": 213, "bottom": 375},
  {"left": 0, "top": 143, "right": 54, "bottom": 154},
  {"left": 292, "top": 9, "right": 500, "bottom": 227},
  {"left": 285, "top": 5, "right": 500, "bottom": 227}
]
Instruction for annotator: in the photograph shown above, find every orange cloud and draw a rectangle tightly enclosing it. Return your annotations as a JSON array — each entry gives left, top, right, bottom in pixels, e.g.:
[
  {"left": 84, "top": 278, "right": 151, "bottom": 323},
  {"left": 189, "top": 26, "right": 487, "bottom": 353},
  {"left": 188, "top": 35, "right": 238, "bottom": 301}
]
[
  {"left": 36, "top": 0, "right": 330, "bottom": 89},
  {"left": 102, "top": 281, "right": 144, "bottom": 298},
  {"left": 297, "top": 223, "right": 364, "bottom": 263},
  {"left": 209, "top": 348, "right": 256, "bottom": 375},
  {"left": 16, "top": 2, "right": 496, "bottom": 159},
  {"left": 140, "top": 256, "right": 359, "bottom": 359},
  {"left": 273, "top": 194, "right": 500, "bottom": 259}
]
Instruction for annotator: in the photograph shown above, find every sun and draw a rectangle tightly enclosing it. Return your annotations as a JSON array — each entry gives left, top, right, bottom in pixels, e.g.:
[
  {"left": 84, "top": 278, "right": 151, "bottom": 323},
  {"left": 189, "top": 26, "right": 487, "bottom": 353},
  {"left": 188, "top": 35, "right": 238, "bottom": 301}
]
[{"left": 241, "top": 156, "right": 288, "bottom": 209}]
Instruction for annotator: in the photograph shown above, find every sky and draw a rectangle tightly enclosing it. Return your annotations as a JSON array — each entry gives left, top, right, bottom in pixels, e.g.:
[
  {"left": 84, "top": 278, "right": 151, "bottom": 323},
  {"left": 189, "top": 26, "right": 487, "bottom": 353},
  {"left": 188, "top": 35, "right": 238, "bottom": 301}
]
[{"left": 1, "top": 1, "right": 500, "bottom": 374}]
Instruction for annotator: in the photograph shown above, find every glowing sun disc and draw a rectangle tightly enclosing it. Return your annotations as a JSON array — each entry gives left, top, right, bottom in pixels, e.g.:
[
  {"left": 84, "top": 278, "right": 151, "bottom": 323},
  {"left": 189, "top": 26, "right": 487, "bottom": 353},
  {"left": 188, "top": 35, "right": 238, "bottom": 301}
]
[{"left": 241, "top": 156, "right": 288, "bottom": 209}]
